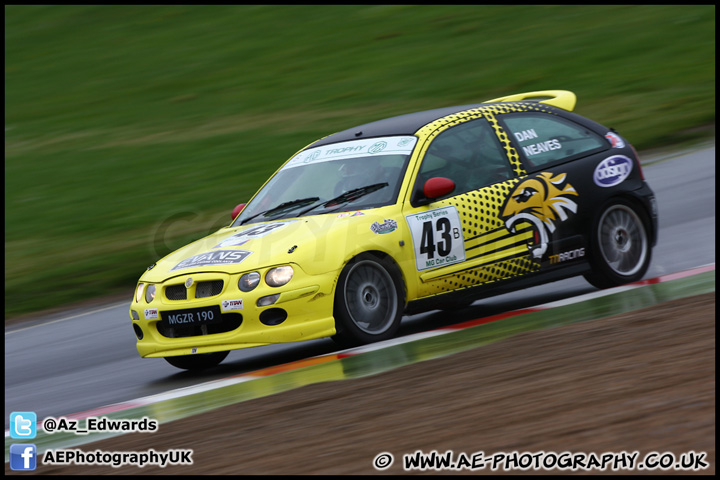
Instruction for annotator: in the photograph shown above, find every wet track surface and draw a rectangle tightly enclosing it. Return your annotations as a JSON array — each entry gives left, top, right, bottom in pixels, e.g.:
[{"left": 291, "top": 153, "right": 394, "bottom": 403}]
[{"left": 4, "top": 145, "right": 715, "bottom": 429}]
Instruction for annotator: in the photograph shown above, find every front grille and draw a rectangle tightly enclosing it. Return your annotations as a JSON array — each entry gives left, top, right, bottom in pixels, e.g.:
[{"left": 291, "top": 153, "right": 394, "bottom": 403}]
[
  {"left": 156, "top": 313, "right": 243, "bottom": 338},
  {"left": 196, "top": 280, "right": 224, "bottom": 298},
  {"left": 165, "top": 284, "right": 187, "bottom": 300},
  {"left": 164, "top": 280, "right": 224, "bottom": 300}
]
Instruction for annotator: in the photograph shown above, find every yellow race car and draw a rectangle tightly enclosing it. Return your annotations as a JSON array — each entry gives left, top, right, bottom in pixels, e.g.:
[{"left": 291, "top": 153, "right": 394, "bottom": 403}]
[{"left": 130, "top": 90, "right": 657, "bottom": 369}]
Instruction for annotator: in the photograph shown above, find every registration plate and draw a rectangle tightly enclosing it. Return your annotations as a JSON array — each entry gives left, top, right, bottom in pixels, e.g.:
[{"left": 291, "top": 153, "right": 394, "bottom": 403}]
[{"left": 161, "top": 306, "right": 222, "bottom": 327}]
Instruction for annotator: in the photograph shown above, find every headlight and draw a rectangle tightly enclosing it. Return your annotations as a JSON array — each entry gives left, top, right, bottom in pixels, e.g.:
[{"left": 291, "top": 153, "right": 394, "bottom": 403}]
[
  {"left": 135, "top": 283, "right": 145, "bottom": 303},
  {"left": 265, "top": 266, "right": 294, "bottom": 287},
  {"left": 238, "top": 272, "right": 261, "bottom": 292},
  {"left": 145, "top": 284, "right": 156, "bottom": 303}
]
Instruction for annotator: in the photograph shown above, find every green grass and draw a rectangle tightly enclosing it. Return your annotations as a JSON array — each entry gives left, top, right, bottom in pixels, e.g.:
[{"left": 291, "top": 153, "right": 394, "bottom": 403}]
[{"left": 5, "top": 5, "right": 715, "bottom": 317}]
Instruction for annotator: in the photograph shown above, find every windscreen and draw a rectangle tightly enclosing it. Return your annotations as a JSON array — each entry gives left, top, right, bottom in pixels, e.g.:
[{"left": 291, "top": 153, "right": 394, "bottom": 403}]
[{"left": 233, "top": 136, "right": 417, "bottom": 226}]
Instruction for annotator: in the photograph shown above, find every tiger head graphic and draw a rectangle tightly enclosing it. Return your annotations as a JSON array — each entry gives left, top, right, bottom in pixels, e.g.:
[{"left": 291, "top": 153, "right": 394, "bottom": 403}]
[{"left": 500, "top": 172, "right": 579, "bottom": 259}]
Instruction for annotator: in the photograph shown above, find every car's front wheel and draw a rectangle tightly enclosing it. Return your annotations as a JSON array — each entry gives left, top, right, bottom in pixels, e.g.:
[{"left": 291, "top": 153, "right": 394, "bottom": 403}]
[
  {"left": 332, "top": 253, "right": 405, "bottom": 348},
  {"left": 164, "top": 351, "right": 229, "bottom": 370},
  {"left": 584, "top": 199, "right": 652, "bottom": 289}
]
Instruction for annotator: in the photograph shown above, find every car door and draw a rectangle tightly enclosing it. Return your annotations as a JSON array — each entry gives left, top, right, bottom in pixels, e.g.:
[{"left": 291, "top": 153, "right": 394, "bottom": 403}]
[{"left": 402, "top": 114, "right": 540, "bottom": 299}]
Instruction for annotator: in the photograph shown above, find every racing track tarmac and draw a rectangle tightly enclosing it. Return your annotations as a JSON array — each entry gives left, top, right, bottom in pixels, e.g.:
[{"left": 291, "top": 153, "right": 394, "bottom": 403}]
[{"left": 15, "top": 291, "right": 715, "bottom": 475}]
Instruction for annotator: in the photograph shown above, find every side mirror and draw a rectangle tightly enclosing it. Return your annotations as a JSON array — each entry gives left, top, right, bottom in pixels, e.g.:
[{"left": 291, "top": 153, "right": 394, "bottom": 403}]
[
  {"left": 411, "top": 177, "right": 456, "bottom": 207},
  {"left": 231, "top": 203, "right": 246, "bottom": 220},
  {"left": 424, "top": 177, "right": 456, "bottom": 199}
]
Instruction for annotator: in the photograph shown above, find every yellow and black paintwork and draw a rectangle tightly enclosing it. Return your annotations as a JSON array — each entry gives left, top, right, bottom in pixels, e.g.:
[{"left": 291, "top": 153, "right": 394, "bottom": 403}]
[{"left": 130, "top": 90, "right": 657, "bottom": 358}]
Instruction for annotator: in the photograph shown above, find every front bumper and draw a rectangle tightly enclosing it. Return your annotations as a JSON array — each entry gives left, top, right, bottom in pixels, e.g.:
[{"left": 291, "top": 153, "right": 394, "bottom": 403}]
[{"left": 129, "top": 265, "right": 338, "bottom": 358}]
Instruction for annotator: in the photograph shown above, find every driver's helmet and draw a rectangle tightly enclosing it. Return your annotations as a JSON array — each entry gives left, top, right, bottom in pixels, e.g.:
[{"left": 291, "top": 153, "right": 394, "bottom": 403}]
[
  {"left": 338, "top": 161, "right": 362, "bottom": 179},
  {"left": 335, "top": 160, "right": 373, "bottom": 195}
]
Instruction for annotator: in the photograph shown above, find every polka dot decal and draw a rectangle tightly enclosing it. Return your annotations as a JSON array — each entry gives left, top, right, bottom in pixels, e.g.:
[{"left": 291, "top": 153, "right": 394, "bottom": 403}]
[
  {"left": 415, "top": 101, "right": 560, "bottom": 178},
  {"left": 411, "top": 101, "right": 563, "bottom": 298},
  {"left": 415, "top": 173, "right": 539, "bottom": 297},
  {"left": 436, "top": 181, "right": 519, "bottom": 239},
  {"left": 484, "top": 111, "right": 524, "bottom": 176},
  {"left": 421, "top": 256, "right": 540, "bottom": 296}
]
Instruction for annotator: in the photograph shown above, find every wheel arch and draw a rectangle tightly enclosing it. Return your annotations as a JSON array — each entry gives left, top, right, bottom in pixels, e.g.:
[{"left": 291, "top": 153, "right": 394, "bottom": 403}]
[
  {"left": 331, "top": 249, "right": 408, "bottom": 347},
  {"left": 337, "top": 249, "right": 408, "bottom": 307}
]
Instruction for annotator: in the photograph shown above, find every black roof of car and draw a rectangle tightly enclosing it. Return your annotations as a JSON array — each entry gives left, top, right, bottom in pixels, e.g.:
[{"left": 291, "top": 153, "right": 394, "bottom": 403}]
[
  {"left": 305, "top": 91, "right": 582, "bottom": 150},
  {"left": 307, "top": 103, "right": 486, "bottom": 148}
]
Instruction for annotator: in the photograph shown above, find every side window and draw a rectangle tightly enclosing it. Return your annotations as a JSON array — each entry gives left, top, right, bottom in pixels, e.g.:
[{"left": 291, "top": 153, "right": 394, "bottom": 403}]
[
  {"left": 417, "top": 118, "right": 512, "bottom": 196},
  {"left": 503, "top": 113, "right": 606, "bottom": 169}
]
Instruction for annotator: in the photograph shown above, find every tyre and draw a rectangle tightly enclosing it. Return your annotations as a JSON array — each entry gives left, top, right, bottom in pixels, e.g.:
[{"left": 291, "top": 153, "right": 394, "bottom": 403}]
[
  {"left": 164, "top": 351, "right": 229, "bottom": 370},
  {"left": 332, "top": 253, "right": 405, "bottom": 348},
  {"left": 584, "top": 199, "right": 651, "bottom": 289}
]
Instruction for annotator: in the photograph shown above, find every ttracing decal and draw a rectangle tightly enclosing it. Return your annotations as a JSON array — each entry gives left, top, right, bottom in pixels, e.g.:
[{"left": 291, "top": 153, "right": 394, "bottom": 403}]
[
  {"left": 548, "top": 247, "right": 585, "bottom": 265},
  {"left": 593, "top": 155, "right": 633, "bottom": 187},
  {"left": 500, "top": 172, "right": 579, "bottom": 259}
]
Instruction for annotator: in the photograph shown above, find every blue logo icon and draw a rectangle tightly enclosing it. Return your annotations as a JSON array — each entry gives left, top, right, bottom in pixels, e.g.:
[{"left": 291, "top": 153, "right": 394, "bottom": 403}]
[
  {"left": 10, "top": 411, "right": 37, "bottom": 439},
  {"left": 10, "top": 444, "right": 37, "bottom": 471},
  {"left": 593, "top": 155, "right": 633, "bottom": 187}
]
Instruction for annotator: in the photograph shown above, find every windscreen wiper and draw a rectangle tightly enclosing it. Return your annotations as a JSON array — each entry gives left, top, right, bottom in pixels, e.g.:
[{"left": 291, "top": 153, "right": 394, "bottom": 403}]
[
  {"left": 239, "top": 196, "right": 320, "bottom": 225},
  {"left": 297, "top": 182, "right": 389, "bottom": 216}
]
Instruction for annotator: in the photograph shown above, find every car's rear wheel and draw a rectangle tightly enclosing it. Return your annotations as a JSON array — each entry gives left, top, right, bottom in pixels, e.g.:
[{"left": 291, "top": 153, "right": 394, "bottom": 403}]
[
  {"left": 164, "top": 351, "right": 229, "bottom": 370},
  {"left": 584, "top": 199, "right": 651, "bottom": 289},
  {"left": 332, "top": 253, "right": 405, "bottom": 348}
]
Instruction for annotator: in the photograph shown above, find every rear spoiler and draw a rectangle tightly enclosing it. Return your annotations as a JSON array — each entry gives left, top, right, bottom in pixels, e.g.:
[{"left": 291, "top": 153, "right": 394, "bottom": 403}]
[{"left": 484, "top": 90, "right": 576, "bottom": 112}]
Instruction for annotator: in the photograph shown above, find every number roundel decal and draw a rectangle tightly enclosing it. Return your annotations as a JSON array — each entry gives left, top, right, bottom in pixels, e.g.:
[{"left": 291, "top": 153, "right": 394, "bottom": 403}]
[{"left": 406, "top": 206, "right": 466, "bottom": 271}]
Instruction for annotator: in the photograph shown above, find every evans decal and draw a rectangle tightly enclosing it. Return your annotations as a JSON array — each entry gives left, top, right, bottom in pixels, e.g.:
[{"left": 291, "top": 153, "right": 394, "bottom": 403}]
[
  {"left": 144, "top": 309, "right": 158, "bottom": 320},
  {"left": 593, "top": 155, "right": 633, "bottom": 187},
  {"left": 170, "top": 250, "right": 252, "bottom": 271}
]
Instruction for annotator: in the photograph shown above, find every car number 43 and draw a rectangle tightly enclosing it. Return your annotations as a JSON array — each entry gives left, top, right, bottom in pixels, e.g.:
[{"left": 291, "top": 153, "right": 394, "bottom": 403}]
[{"left": 406, "top": 206, "right": 466, "bottom": 271}]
